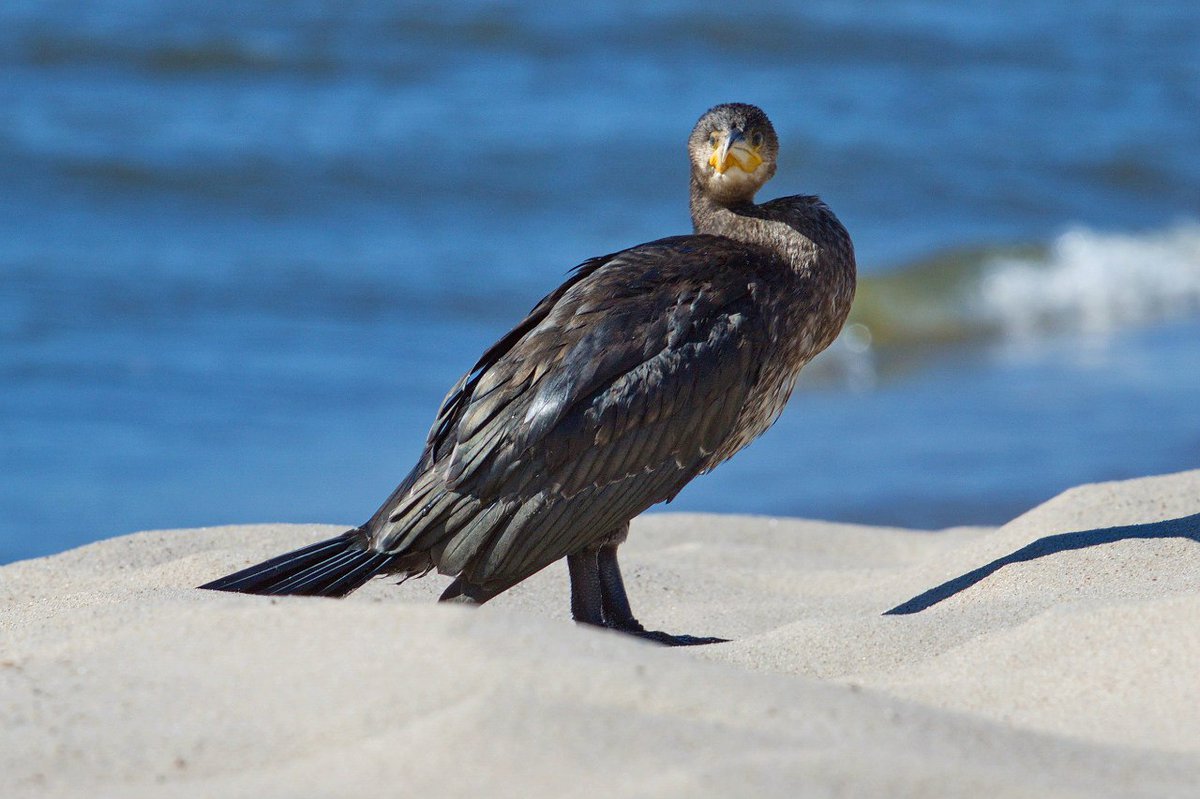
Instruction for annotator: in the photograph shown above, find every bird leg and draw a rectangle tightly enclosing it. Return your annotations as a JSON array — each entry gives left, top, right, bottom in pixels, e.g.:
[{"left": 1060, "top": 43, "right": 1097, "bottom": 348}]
[
  {"left": 595, "top": 542, "right": 640, "bottom": 630},
  {"left": 566, "top": 536, "right": 727, "bottom": 647},
  {"left": 566, "top": 545, "right": 605, "bottom": 626}
]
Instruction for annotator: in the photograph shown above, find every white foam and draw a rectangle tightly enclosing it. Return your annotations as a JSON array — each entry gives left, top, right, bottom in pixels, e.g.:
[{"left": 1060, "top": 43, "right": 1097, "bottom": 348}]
[{"left": 978, "top": 221, "right": 1200, "bottom": 340}]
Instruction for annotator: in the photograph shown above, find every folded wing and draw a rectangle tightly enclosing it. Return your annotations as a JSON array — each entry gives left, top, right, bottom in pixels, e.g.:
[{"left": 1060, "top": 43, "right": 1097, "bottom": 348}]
[{"left": 371, "top": 235, "right": 778, "bottom": 588}]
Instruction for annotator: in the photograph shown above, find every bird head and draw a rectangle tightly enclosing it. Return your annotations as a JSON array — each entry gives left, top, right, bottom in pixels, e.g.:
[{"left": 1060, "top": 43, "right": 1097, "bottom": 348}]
[{"left": 688, "top": 103, "right": 779, "bottom": 205}]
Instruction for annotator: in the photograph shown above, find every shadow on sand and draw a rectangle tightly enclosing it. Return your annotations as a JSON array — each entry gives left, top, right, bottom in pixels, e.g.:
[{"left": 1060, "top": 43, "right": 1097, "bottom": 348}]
[{"left": 884, "top": 512, "right": 1200, "bottom": 615}]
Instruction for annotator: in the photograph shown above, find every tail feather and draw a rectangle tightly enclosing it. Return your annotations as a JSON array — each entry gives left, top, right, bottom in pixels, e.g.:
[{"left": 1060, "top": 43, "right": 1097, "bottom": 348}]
[
  {"left": 199, "top": 529, "right": 397, "bottom": 598},
  {"left": 264, "top": 549, "right": 365, "bottom": 596},
  {"left": 322, "top": 552, "right": 396, "bottom": 596}
]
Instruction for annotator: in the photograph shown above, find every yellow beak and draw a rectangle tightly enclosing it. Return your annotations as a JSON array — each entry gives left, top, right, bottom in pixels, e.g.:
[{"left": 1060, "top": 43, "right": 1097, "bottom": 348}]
[{"left": 709, "top": 129, "right": 764, "bottom": 174}]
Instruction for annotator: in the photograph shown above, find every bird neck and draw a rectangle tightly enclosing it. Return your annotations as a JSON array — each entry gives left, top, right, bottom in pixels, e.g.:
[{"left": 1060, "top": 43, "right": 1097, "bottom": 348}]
[
  {"left": 688, "top": 174, "right": 858, "bottom": 297},
  {"left": 689, "top": 177, "right": 761, "bottom": 236},
  {"left": 689, "top": 176, "right": 805, "bottom": 273}
]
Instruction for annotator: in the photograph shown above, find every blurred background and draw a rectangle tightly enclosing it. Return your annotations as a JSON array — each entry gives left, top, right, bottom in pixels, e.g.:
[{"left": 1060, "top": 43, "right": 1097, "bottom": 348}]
[{"left": 3, "top": 1, "right": 1198, "bottom": 563}]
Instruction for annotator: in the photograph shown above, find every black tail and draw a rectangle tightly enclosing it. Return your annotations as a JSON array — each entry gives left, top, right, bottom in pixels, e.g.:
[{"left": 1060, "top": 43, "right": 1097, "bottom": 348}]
[{"left": 199, "top": 529, "right": 398, "bottom": 598}]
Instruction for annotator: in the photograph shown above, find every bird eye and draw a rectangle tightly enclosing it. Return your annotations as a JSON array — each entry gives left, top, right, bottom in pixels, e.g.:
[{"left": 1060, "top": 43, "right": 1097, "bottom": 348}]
[
  {"left": 710, "top": 131, "right": 720, "bottom": 143},
  {"left": 751, "top": 132, "right": 765, "bottom": 148}
]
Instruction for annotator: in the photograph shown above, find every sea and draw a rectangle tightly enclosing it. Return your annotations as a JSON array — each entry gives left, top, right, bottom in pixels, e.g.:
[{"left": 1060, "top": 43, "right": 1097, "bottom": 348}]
[{"left": 3, "top": 1, "right": 1198, "bottom": 563}]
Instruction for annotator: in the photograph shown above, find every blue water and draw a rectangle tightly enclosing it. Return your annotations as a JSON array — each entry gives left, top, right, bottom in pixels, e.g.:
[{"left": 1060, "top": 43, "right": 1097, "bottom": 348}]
[{"left": 3, "top": 2, "right": 1199, "bottom": 562}]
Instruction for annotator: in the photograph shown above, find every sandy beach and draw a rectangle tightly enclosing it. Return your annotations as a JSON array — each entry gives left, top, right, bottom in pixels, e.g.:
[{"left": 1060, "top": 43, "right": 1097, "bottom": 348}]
[{"left": 3, "top": 469, "right": 1198, "bottom": 798}]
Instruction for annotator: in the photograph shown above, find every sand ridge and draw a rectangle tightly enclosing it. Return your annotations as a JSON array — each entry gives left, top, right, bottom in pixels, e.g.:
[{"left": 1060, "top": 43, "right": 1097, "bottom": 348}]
[{"left": 2, "top": 471, "right": 1198, "bottom": 797}]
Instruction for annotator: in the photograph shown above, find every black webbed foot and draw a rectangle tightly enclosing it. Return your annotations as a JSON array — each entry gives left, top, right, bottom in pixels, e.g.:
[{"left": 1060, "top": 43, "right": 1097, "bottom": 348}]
[
  {"left": 626, "top": 628, "right": 729, "bottom": 647},
  {"left": 602, "top": 615, "right": 727, "bottom": 647}
]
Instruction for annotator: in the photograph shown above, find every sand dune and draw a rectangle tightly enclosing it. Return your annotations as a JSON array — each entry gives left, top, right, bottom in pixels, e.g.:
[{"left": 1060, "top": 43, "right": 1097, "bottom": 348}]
[{"left": 3, "top": 471, "right": 1198, "bottom": 798}]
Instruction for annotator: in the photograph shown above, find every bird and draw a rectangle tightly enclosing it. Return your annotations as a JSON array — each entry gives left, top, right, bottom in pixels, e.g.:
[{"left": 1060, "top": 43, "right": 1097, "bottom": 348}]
[{"left": 200, "top": 103, "right": 856, "bottom": 646}]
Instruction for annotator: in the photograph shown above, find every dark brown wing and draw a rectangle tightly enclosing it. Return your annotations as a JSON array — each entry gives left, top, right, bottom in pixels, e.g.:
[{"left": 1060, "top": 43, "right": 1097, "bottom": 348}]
[{"left": 370, "top": 235, "right": 780, "bottom": 587}]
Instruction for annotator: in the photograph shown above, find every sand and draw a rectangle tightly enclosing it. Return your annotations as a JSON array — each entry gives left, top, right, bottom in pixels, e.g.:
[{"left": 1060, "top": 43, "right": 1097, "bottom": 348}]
[{"left": 2, "top": 470, "right": 1198, "bottom": 798}]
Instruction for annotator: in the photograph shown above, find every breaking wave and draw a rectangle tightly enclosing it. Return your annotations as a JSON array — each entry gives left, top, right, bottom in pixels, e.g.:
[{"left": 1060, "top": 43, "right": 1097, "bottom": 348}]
[
  {"left": 806, "top": 221, "right": 1200, "bottom": 388},
  {"left": 850, "top": 221, "right": 1200, "bottom": 349},
  {"left": 977, "top": 222, "right": 1200, "bottom": 340}
]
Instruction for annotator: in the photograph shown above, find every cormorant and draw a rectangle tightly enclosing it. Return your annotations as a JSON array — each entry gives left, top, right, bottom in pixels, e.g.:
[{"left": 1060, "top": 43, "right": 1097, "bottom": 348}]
[{"left": 200, "top": 103, "right": 856, "bottom": 646}]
